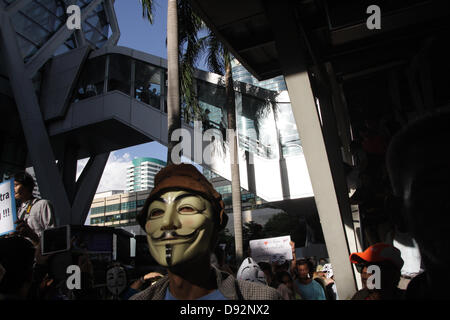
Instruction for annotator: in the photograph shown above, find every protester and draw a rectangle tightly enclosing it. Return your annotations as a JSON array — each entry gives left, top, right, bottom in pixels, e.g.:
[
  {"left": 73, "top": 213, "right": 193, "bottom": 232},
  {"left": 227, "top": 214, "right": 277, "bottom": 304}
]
[
  {"left": 312, "top": 265, "right": 328, "bottom": 298},
  {"left": 386, "top": 109, "right": 450, "bottom": 299},
  {"left": 321, "top": 263, "right": 339, "bottom": 300},
  {"left": 258, "top": 262, "right": 278, "bottom": 288},
  {"left": 0, "top": 237, "right": 36, "bottom": 300},
  {"left": 13, "top": 171, "right": 55, "bottom": 245},
  {"left": 293, "top": 259, "right": 326, "bottom": 300},
  {"left": 276, "top": 271, "right": 297, "bottom": 300},
  {"left": 130, "top": 163, "right": 281, "bottom": 300},
  {"left": 236, "top": 257, "right": 267, "bottom": 286},
  {"left": 272, "top": 257, "right": 290, "bottom": 276},
  {"left": 212, "top": 245, "right": 235, "bottom": 275},
  {"left": 350, "top": 243, "right": 404, "bottom": 300}
]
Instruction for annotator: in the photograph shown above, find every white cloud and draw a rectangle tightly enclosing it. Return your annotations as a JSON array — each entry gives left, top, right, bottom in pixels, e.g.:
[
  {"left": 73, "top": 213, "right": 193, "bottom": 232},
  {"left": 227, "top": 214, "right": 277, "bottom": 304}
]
[{"left": 77, "top": 152, "right": 131, "bottom": 193}]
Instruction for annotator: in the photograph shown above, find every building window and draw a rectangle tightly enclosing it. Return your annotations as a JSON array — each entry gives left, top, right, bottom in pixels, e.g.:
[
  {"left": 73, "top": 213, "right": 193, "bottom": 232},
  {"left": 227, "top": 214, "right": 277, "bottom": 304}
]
[
  {"left": 108, "top": 54, "right": 131, "bottom": 95},
  {"left": 72, "top": 55, "right": 106, "bottom": 102},
  {"left": 105, "top": 203, "right": 120, "bottom": 213},
  {"left": 91, "top": 206, "right": 105, "bottom": 215},
  {"left": 121, "top": 201, "right": 136, "bottom": 211},
  {"left": 134, "top": 60, "right": 162, "bottom": 109}
]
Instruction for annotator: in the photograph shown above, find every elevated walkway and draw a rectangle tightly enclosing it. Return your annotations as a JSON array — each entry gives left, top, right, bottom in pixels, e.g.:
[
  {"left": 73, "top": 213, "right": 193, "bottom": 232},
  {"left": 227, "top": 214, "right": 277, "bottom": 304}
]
[{"left": 43, "top": 46, "right": 313, "bottom": 202}]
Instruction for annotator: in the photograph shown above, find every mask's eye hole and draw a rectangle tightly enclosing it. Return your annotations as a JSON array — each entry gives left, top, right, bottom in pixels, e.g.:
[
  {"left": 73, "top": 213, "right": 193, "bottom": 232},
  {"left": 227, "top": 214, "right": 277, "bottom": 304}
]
[
  {"left": 179, "top": 206, "right": 195, "bottom": 214},
  {"left": 150, "top": 209, "right": 164, "bottom": 219}
]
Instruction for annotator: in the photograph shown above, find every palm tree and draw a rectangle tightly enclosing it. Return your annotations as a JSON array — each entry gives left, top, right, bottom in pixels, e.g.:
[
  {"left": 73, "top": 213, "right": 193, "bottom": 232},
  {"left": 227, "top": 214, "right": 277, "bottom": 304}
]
[
  {"left": 200, "top": 33, "right": 281, "bottom": 264},
  {"left": 140, "top": 0, "right": 203, "bottom": 164},
  {"left": 140, "top": 1, "right": 245, "bottom": 262},
  {"left": 177, "top": 0, "right": 203, "bottom": 124},
  {"left": 165, "top": 0, "right": 180, "bottom": 165},
  {"left": 201, "top": 33, "right": 244, "bottom": 264}
]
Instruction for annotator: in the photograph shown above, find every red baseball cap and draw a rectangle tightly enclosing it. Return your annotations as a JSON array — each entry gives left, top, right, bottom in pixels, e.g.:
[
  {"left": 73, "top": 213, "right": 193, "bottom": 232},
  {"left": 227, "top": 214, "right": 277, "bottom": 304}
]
[{"left": 350, "top": 243, "right": 404, "bottom": 270}]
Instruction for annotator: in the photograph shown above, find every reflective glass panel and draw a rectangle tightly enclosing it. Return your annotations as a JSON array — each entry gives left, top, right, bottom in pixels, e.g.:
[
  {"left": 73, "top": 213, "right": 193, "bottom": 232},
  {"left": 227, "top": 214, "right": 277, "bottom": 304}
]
[
  {"left": 197, "top": 80, "right": 227, "bottom": 129},
  {"left": 108, "top": 54, "right": 131, "bottom": 95},
  {"left": 72, "top": 55, "right": 106, "bottom": 102},
  {"left": 134, "top": 60, "right": 162, "bottom": 109},
  {"left": 276, "top": 103, "right": 303, "bottom": 157},
  {"left": 237, "top": 93, "right": 278, "bottom": 158}
]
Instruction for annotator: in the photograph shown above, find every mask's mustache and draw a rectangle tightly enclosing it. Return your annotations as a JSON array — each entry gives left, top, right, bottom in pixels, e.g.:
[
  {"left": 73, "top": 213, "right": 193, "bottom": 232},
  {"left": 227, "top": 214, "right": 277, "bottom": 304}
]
[{"left": 151, "top": 229, "right": 198, "bottom": 241}]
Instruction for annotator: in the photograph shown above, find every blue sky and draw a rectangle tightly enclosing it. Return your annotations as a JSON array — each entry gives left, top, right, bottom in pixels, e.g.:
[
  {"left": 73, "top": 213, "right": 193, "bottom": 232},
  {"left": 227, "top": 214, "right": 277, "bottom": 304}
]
[
  {"left": 80, "top": 0, "right": 204, "bottom": 194},
  {"left": 115, "top": 0, "right": 168, "bottom": 59}
]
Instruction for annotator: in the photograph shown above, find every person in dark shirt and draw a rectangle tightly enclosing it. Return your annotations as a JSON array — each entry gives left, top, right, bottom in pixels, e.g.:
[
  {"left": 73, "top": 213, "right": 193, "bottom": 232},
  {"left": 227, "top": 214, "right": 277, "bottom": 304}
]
[
  {"left": 350, "top": 243, "right": 404, "bottom": 300},
  {"left": 386, "top": 109, "right": 450, "bottom": 299}
]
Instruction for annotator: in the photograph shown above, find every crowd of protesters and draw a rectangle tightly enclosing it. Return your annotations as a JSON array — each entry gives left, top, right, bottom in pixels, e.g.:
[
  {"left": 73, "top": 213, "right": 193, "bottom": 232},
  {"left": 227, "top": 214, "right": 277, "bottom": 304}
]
[{"left": 1, "top": 108, "right": 450, "bottom": 300}]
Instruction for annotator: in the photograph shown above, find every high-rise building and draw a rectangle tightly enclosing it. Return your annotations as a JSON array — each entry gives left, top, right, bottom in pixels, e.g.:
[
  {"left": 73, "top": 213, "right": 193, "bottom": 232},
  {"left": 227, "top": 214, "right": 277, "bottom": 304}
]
[{"left": 126, "top": 157, "right": 166, "bottom": 193}]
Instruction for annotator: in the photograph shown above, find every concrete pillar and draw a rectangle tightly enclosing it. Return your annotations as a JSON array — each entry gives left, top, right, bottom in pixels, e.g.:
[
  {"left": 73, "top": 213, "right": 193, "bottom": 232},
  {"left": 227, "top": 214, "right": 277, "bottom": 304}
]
[{"left": 264, "top": 0, "right": 358, "bottom": 299}]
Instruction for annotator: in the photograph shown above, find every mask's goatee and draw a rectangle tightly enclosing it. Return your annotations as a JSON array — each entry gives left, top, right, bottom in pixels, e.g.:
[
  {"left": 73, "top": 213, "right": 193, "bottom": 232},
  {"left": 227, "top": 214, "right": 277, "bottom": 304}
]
[{"left": 166, "top": 244, "right": 173, "bottom": 266}]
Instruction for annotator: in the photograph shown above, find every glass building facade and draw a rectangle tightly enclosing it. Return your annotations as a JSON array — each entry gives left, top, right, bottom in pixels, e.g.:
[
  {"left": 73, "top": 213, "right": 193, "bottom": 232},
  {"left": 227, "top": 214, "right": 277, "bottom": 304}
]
[
  {"left": 126, "top": 157, "right": 166, "bottom": 193},
  {"left": 231, "top": 58, "right": 287, "bottom": 92},
  {"left": 7, "top": 0, "right": 110, "bottom": 63},
  {"left": 0, "top": 0, "right": 117, "bottom": 181},
  {"left": 203, "top": 168, "right": 263, "bottom": 213}
]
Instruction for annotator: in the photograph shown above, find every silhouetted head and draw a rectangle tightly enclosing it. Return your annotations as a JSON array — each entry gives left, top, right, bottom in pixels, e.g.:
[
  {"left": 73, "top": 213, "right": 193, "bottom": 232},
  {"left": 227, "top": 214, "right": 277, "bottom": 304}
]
[
  {"left": 386, "top": 108, "right": 450, "bottom": 268},
  {"left": 13, "top": 171, "right": 35, "bottom": 201},
  {"left": 350, "top": 243, "right": 403, "bottom": 290},
  {"left": 0, "top": 237, "right": 35, "bottom": 299}
]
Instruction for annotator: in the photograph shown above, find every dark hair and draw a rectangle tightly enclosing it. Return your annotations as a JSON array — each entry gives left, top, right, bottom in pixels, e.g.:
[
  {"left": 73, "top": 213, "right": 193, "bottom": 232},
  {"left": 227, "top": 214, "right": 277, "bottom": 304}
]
[
  {"left": 276, "top": 271, "right": 292, "bottom": 284},
  {"left": 258, "top": 262, "right": 272, "bottom": 273},
  {"left": 0, "top": 237, "right": 35, "bottom": 296},
  {"left": 13, "top": 171, "right": 35, "bottom": 193},
  {"left": 296, "top": 258, "right": 313, "bottom": 272}
]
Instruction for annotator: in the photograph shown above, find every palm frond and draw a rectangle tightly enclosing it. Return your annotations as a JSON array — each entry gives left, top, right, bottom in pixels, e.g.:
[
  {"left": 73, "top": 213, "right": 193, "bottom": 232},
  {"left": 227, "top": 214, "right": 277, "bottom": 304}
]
[
  {"left": 204, "top": 31, "right": 225, "bottom": 75},
  {"left": 140, "top": 0, "right": 155, "bottom": 24},
  {"left": 177, "top": 1, "right": 205, "bottom": 123}
]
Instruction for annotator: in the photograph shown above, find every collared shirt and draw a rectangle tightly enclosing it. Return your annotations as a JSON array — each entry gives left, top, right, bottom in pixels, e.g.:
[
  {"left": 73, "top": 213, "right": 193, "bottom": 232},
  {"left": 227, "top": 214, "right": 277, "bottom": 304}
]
[{"left": 17, "top": 198, "right": 55, "bottom": 237}]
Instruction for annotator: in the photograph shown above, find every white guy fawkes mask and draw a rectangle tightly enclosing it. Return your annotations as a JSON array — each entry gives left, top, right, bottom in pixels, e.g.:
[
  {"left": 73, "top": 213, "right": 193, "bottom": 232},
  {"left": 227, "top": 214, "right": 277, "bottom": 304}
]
[{"left": 145, "top": 190, "right": 216, "bottom": 267}]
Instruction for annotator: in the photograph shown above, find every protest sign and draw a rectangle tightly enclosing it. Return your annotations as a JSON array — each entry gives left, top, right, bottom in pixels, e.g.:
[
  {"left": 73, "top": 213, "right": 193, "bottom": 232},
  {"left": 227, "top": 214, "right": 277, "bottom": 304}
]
[
  {"left": 249, "top": 235, "right": 292, "bottom": 263},
  {"left": 0, "top": 179, "right": 17, "bottom": 236}
]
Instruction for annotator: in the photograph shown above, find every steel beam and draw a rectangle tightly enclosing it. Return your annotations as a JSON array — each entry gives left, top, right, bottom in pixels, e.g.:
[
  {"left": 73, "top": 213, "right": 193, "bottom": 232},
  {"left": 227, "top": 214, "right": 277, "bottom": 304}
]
[
  {"left": 72, "top": 153, "right": 109, "bottom": 225},
  {"left": 5, "top": 0, "right": 32, "bottom": 15},
  {"left": 0, "top": 10, "right": 72, "bottom": 225},
  {"left": 25, "top": 0, "right": 103, "bottom": 76},
  {"left": 104, "top": 0, "right": 120, "bottom": 46}
]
